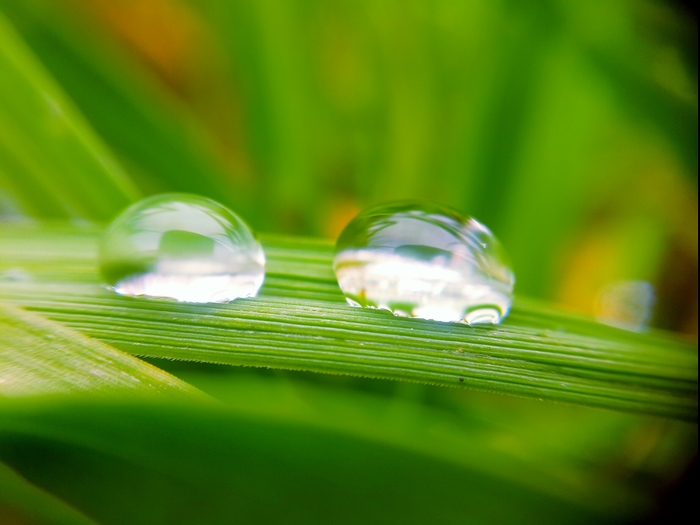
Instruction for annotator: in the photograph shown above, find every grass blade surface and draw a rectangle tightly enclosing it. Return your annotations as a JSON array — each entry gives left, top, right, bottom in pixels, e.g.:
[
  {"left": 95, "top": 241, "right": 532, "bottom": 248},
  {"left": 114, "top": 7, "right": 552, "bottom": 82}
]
[
  {"left": 0, "top": 302, "right": 196, "bottom": 397},
  {"left": 0, "top": 223, "right": 696, "bottom": 419}
]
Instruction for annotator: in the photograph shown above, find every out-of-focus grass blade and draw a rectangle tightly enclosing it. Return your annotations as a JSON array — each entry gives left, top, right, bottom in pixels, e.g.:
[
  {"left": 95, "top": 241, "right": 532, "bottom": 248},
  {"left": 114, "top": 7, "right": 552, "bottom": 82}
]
[
  {"left": 0, "top": 223, "right": 695, "bottom": 420},
  {"left": 194, "top": 0, "right": 320, "bottom": 231},
  {"left": 0, "top": 302, "right": 197, "bottom": 397},
  {"left": 162, "top": 363, "right": 687, "bottom": 517},
  {"left": 0, "top": 0, "right": 250, "bottom": 217},
  {"left": 0, "top": 9, "right": 139, "bottom": 220},
  {"left": 0, "top": 397, "right": 632, "bottom": 525},
  {"left": 584, "top": 46, "right": 698, "bottom": 176},
  {"left": 0, "top": 461, "right": 100, "bottom": 525}
]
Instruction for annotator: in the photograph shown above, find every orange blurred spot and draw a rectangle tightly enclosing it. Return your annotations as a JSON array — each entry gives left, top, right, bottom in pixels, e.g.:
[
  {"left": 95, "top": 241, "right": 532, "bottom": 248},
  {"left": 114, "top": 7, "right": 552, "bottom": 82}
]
[
  {"left": 69, "top": 0, "right": 254, "bottom": 185},
  {"left": 556, "top": 231, "right": 617, "bottom": 315},
  {"left": 323, "top": 198, "right": 361, "bottom": 239},
  {"left": 77, "top": 0, "right": 203, "bottom": 93}
]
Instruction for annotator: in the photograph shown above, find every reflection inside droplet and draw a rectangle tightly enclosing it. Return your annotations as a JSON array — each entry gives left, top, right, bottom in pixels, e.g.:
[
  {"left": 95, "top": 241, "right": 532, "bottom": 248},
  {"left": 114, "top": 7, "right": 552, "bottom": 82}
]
[
  {"left": 333, "top": 202, "right": 515, "bottom": 324},
  {"left": 99, "top": 193, "right": 265, "bottom": 302}
]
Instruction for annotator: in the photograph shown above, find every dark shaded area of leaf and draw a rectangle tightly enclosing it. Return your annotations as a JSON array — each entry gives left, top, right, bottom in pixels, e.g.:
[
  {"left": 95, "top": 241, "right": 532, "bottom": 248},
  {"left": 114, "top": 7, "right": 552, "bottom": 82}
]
[{"left": 0, "top": 399, "right": 623, "bottom": 525}]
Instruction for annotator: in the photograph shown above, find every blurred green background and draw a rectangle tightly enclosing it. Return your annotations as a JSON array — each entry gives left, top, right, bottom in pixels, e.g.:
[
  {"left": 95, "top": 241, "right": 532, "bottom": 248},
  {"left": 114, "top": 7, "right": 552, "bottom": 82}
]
[
  {"left": 0, "top": 0, "right": 696, "bottom": 334},
  {"left": 0, "top": 2, "right": 697, "bottom": 524}
]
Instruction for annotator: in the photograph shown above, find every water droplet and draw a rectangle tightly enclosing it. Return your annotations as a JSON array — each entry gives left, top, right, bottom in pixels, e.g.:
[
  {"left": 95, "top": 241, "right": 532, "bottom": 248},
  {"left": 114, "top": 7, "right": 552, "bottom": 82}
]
[
  {"left": 333, "top": 202, "right": 515, "bottom": 324},
  {"left": 99, "top": 194, "right": 265, "bottom": 303},
  {"left": 595, "top": 280, "right": 655, "bottom": 332},
  {"left": 0, "top": 268, "right": 32, "bottom": 282}
]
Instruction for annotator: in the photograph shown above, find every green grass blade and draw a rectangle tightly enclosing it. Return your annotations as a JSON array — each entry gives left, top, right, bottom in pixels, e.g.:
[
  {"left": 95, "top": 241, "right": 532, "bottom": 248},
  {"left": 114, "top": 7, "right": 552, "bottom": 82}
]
[
  {"left": 154, "top": 364, "right": 683, "bottom": 516},
  {"left": 0, "top": 302, "right": 197, "bottom": 397},
  {"left": 0, "top": 9, "right": 139, "bottom": 220},
  {"left": 0, "top": 0, "right": 249, "bottom": 216},
  {"left": 0, "top": 397, "right": 635, "bottom": 525},
  {"left": 0, "top": 461, "right": 100, "bottom": 525},
  {"left": 0, "top": 223, "right": 695, "bottom": 419}
]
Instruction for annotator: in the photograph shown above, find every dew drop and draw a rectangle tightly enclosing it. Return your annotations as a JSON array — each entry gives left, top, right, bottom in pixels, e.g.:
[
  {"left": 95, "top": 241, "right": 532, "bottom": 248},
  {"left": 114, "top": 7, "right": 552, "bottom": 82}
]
[
  {"left": 99, "top": 194, "right": 265, "bottom": 303},
  {"left": 0, "top": 268, "right": 32, "bottom": 282},
  {"left": 333, "top": 202, "right": 515, "bottom": 324}
]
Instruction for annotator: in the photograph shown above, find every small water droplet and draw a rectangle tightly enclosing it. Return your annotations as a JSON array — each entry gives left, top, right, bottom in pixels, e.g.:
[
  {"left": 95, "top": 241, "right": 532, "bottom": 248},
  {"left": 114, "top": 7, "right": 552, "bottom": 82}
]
[
  {"left": 0, "top": 268, "right": 32, "bottom": 282},
  {"left": 99, "top": 194, "right": 265, "bottom": 303},
  {"left": 333, "top": 202, "right": 514, "bottom": 324},
  {"left": 595, "top": 280, "right": 655, "bottom": 332}
]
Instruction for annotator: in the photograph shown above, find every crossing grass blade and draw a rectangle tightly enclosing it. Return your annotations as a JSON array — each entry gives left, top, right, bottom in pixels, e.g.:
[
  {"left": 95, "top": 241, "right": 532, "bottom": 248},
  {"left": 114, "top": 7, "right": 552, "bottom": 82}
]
[{"left": 0, "top": 301, "right": 198, "bottom": 397}]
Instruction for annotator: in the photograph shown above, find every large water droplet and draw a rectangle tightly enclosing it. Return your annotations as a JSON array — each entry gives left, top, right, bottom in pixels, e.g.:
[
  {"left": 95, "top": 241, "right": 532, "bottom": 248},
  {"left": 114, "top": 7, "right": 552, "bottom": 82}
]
[
  {"left": 99, "top": 194, "right": 265, "bottom": 302},
  {"left": 333, "top": 202, "right": 515, "bottom": 324}
]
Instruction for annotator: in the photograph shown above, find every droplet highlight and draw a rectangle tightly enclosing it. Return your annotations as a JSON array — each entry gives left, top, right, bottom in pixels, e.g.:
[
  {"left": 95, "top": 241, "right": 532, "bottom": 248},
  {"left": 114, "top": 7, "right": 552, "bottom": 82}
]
[
  {"left": 333, "top": 202, "right": 515, "bottom": 324},
  {"left": 99, "top": 194, "right": 265, "bottom": 302}
]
